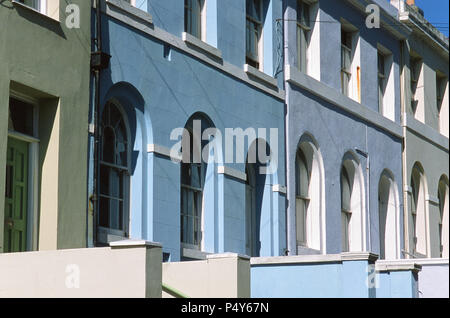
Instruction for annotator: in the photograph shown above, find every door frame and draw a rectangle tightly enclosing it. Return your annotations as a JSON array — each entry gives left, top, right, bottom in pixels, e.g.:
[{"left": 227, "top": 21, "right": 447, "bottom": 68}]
[{"left": 6, "top": 91, "right": 40, "bottom": 252}]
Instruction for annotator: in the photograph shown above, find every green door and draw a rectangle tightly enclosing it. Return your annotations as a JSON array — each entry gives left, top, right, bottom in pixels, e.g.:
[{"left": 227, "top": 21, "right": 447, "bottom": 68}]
[{"left": 4, "top": 137, "right": 28, "bottom": 253}]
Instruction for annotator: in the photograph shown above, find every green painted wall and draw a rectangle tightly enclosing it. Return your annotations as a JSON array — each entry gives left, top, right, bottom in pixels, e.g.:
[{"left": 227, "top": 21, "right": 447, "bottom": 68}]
[{"left": 0, "top": 0, "right": 91, "bottom": 251}]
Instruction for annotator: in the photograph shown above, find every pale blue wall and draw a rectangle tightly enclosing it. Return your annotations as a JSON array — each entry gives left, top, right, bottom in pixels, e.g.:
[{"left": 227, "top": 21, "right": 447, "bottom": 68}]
[
  {"left": 95, "top": 0, "right": 286, "bottom": 261},
  {"left": 284, "top": 0, "right": 404, "bottom": 256},
  {"left": 251, "top": 261, "right": 418, "bottom": 298}
]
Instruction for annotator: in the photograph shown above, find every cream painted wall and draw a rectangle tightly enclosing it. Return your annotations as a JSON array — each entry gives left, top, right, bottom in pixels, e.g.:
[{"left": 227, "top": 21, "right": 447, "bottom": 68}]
[
  {"left": 162, "top": 253, "right": 250, "bottom": 298},
  {"left": 0, "top": 242, "right": 162, "bottom": 298}
]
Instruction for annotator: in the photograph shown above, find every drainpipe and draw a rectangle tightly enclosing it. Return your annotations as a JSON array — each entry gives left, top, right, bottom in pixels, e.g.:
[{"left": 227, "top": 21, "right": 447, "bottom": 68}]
[{"left": 91, "top": 0, "right": 111, "bottom": 246}]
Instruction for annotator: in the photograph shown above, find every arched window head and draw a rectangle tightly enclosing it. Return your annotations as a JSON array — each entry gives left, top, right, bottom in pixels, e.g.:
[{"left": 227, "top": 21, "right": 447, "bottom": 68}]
[
  {"left": 98, "top": 102, "right": 130, "bottom": 244},
  {"left": 341, "top": 167, "right": 352, "bottom": 252}
]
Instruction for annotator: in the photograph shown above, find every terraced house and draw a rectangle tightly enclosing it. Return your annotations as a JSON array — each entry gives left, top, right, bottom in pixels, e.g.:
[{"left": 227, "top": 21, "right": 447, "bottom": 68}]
[
  {"left": 0, "top": 0, "right": 448, "bottom": 299},
  {"left": 0, "top": 0, "right": 91, "bottom": 254}
]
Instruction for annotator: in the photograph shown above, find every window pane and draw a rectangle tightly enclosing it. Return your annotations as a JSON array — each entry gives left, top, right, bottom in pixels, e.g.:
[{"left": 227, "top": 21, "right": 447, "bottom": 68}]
[
  {"left": 296, "top": 198, "right": 306, "bottom": 245},
  {"left": 341, "top": 212, "right": 350, "bottom": 251},
  {"left": 9, "top": 98, "right": 34, "bottom": 136},
  {"left": 341, "top": 169, "right": 351, "bottom": 212}
]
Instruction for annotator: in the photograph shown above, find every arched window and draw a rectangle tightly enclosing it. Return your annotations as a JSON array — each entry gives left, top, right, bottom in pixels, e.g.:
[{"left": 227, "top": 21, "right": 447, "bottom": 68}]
[
  {"left": 180, "top": 116, "right": 211, "bottom": 252},
  {"left": 296, "top": 149, "right": 309, "bottom": 248},
  {"left": 245, "top": 163, "right": 256, "bottom": 256},
  {"left": 438, "top": 178, "right": 449, "bottom": 258},
  {"left": 341, "top": 167, "right": 352, "bottom": 252},
  {"left": 410, "top": 165, "right": 427, "bottom": 257},
  {"left": 295, "top": 138, "right": 324, "bottom": 254},
  {"left": 340, "top": 154, "right": 365, "bottom": 253},
  {"left": 378, "top": 173, "right": 398, "bottom": 260},
  {"left": 245, "top": 139, "right": 271, "bottom": 257},
  {"left": 98, "top": 102, "right": 130, "bottom": 244}
]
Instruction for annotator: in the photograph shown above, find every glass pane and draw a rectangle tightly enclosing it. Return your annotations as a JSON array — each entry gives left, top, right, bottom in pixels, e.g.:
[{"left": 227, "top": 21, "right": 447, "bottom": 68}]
[
  {"left": 378, "top": 53, "right": 385, "bottom": 76},
  {"left": 5, "top": 165, "right": 13, "bottom": 199},
  {"left": 341, "top": 213, "right": 349, "bottom": 251},
  {"left": 191, "top": 164, "right": 201, "bottom": 188},
  {"left": 296, "top": 198, "right": 306, "bottom": 245},
  {"left": 341, "top": 169, "right": 351, "bottom": 212},
  {"left": 9, "top": 98, "right": 34, "bottom": 136},
  {"left": 19, "top": 0, "right": 40, "bottom": 11},
  {"left": 99, "top": 196, "right": 110, "bottom": 228},
  {"left": 341, "top": 46, "right": 351, "bottom": 71},
  {"left": 109, "top": 198, "right": 120, "bottom": 230}
]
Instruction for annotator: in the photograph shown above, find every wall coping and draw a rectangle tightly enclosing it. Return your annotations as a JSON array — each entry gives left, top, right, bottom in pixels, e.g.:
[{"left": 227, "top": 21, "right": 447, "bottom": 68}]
[
  {"left": 109, "top": 239, "right": 162, "bottom": 249},
  {"left": 250, "top": 254, "right": 342, "bottom": 265},
  {"left": 341, "top": 252, "right": 379, "bottom": 262},
  {"left": 207, "top": 253, "right": 251, "bottom": 261},
  {"left": 375, "top": 260, "right": 422, "bottom": 273}
]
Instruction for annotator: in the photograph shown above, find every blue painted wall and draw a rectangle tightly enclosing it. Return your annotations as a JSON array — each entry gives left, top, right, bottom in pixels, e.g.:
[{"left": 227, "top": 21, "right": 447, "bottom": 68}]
[
  {"left": 93, "top": 0, "right": 286, "bottom": 261},
  {"left": 251, "top": 260, "right": 418, "bottom": 298},
  {"left": 284, "top": 0, "right": 404, "bottom": 256}
]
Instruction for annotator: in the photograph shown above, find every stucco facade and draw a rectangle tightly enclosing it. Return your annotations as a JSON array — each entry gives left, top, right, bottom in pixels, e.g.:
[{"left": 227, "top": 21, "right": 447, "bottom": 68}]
[
  {"left": 0, "top": 0, "right": 91, "bottom": 253},
  {"left": 284, "top": 0, "right": 410, "bottom": 258},
  {"left": 88, "top": 0, "right": 287, "bottom": 262}
]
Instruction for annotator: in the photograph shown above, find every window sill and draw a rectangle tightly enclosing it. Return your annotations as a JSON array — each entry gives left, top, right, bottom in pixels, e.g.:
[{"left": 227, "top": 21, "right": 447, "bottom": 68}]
[
  {"left": 182, "top": 32, "right": 222, "bottom": 61},
  {"left": 181, "top": 247, "right": 210, "bottom": 260},
  {"left": 244, "top": 64, "right": 278, "bottom": 88},
  {"left": 106, "top": 0, "right": 153, "bottom": 25},
  {"left": 12, "top": 0, "right": 59, "bottom": 23}
]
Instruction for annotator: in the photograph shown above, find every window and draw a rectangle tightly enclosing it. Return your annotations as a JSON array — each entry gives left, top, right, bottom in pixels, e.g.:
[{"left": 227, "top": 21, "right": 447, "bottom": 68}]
[
  {"left": 185, "top": 0, "right": 204, "bottom": 39},
  {"left": 98, "top": 102, "right": 130, "bottom": 244},
  {"left": 18, "top": 0, "right": 41, "bottom": 11},
  {"left": 378, "top": 52, "right": 386, "bottom": 113},
  {"left": 409, "top": 165, "right": 427, "bottom": 258},
  {"left": 438, "top": 178, "right": 449, "bottom": 258},
  {"left": 180, "top": 123, "right": 205, "bottom": 250},
  {"left": 410, "top": 176, "right": 418, "bottom": 255},
  {"left": 297, "top": 0, "right": 311, "bottom": 73},
  {"left": 436, "top": 72, "right": 447, "bottom": 133},
  {"left": 296, "top": 150, "right": 309, "bottom": 247},
  {"left": 246, "top": 0, "right": 263, "bottom": 69},
  {"left": 341, "top": 167, "right": 352, "bottom": 252},
  {"left": 378, "top": 173, "right": 399, "bottom": 260},
  {"left": 341, "top": 29, "right": 353, "bottom": 97},
  {"left": 410, "top": 55, "right": 422, "bottom": 115},
  {"left": 245, "top": 163, "right": 256, "bottom": 256},
  {"left": 438, "top": 188, "right": 444, "bottom": 257}
]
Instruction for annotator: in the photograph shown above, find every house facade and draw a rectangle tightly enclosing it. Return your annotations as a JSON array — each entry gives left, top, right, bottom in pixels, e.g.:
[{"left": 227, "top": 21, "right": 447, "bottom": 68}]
[
  {"left": 88, "top": 0, "right": 287, "bottom": 262},
  {"left": 0, "top": 0, "right": 91, "bottom": 253},
  {"left": 0, "top": 0, "right": 448, "bottom": 298}
]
